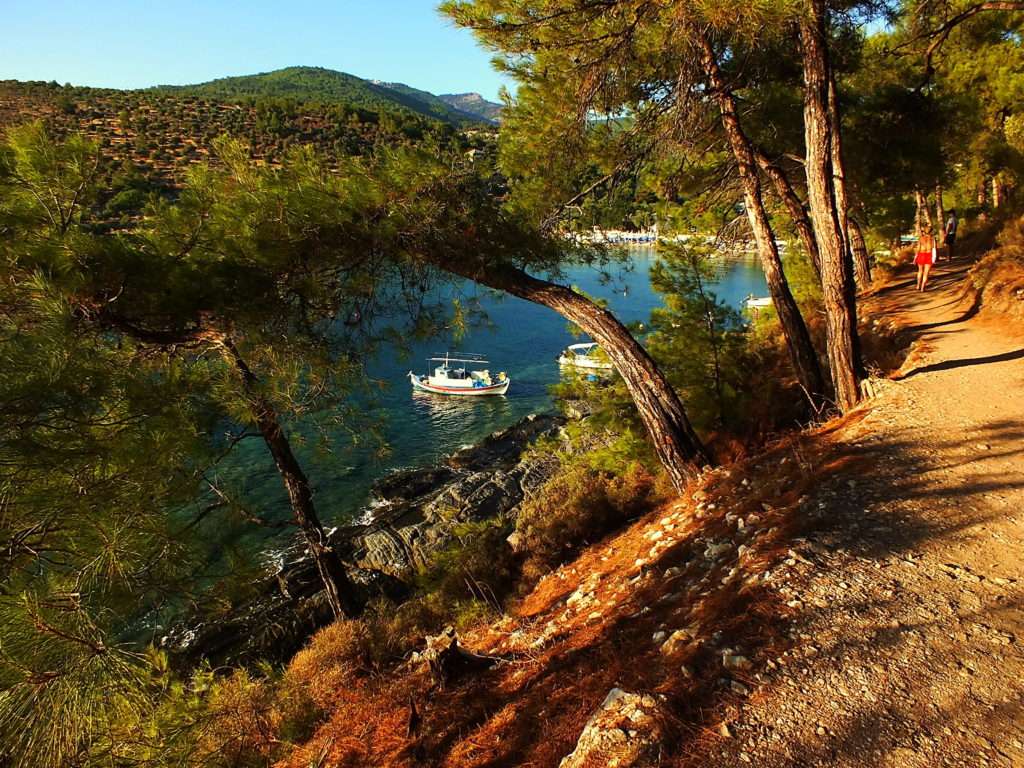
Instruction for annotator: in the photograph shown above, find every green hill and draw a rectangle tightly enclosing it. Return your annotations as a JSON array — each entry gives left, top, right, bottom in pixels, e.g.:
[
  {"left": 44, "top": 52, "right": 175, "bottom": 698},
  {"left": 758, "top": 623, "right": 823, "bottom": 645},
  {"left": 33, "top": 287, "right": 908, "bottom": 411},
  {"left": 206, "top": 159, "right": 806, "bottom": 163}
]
[{"left": 157, "top": 66, "right": 488, "bottom": 125}]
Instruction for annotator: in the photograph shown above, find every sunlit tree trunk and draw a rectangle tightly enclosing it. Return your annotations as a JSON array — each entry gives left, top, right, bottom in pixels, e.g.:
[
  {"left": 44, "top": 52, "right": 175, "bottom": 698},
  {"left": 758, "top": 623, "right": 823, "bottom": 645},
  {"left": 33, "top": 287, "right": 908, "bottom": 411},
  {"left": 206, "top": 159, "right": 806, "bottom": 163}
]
[
  {"left": 828, "top": 72, "right": 852, "bottom": 259},
  {"left": 800, "top": 0, "right": 862, "bottom": 411},
  {"left": 935, "top": 182, "right": 946, "bottom": 234},
  {"left": 849, "top": 217, "right": 872, "bottom": 285},
  {"left": 698, "top": 35, "right": 826, "bottom": 407},
  {"left": 441, "top": 262, "right": 712, "bottom": 491}
]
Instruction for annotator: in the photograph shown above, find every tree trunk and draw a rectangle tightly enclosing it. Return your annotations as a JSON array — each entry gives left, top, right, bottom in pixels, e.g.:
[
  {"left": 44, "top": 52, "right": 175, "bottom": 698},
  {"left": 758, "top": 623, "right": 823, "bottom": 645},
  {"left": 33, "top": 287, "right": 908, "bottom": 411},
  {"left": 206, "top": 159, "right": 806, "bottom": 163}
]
[
  {"left": 698, "top": 36, "right": 826, "bottom": 407},
  {"left": 977, "top": 177, "right": 989, "bottom": 219},
  {"left": 993, "top": 176, "right": 1002, "bottom": 208},
  {"left": 915, "top": 187, "right": 934, "bottom": 233},
  {"left": 849, "top": 217, "right": 872, "bottom": 285},
  {"left": 752, "top": 146, "right": 822, "bottom": 280},
  {"left": 219, "top": 338, "right": 360, "bottom": 619},
  {"left": 827, "top": 72, "right": 852, "bottom": 260},
  {"left": 935, "top": 181, "right": 946, "bottom": 233},
  {"left": 800, "top": 2, "right": 862, "bottom": 412},
  {"left": 440, "top": 261, "right": 711, "bottom": 490}
]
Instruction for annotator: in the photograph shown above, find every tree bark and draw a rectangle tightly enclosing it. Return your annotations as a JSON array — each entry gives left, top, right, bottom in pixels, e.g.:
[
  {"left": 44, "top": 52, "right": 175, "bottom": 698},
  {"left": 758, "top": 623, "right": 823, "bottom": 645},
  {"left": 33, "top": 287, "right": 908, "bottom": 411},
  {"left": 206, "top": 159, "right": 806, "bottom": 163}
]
[
  {"left": 800, "top": 1, "right": 863, "bottom": 412},
  {"left": 827, "top": 72, "right": 852, "bottom": 260},
  {"left": 218, "top": 337, "right": 360, "bottom": 619},
  {"left": 935, "top": 181, "right": 946, "bottom": 234},
  {"left": 976, "top": 176, "right": 989, "bottom": 219},
  {"left": 915, "top": 187, "right": 934, "bottom": 233},
  {"left": 849, "top": 217, "right": 872, "bottom": 285},
  {"left": 439, "top": 261, "right": 711, "bottom": 490},
  {"left": 752, "top": 146, "right": 822, "bottom": 280},
  {"left": 698, "top": 35, "right": 826, "bottom": 407}
]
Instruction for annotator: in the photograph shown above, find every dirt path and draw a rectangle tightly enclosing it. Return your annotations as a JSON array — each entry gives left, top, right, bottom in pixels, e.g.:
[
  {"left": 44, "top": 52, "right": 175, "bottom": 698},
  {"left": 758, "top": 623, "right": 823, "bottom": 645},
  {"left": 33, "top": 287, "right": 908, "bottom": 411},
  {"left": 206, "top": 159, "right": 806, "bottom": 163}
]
[{"left": 713, "top": 262, "right": 1024, "bottom": 767}]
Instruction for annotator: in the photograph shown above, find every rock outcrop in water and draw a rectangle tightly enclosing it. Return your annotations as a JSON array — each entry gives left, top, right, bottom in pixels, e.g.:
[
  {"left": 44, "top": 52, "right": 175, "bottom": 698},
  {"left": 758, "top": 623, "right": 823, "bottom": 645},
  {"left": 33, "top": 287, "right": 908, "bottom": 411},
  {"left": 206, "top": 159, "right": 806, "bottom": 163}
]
[
  {"left": 162, "top": 413, "right": 565, "bottom": 667},
  {"left": 343, "top": 413, "right": 563, "bottom": 575}
]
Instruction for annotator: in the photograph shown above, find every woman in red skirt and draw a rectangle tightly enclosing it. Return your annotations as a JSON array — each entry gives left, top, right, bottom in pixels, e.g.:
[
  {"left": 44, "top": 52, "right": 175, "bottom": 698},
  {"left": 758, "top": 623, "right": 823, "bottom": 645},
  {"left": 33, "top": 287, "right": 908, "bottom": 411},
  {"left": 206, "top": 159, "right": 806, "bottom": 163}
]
[{"left": 915, "top": 227, "right": 937, "bottom": 292}]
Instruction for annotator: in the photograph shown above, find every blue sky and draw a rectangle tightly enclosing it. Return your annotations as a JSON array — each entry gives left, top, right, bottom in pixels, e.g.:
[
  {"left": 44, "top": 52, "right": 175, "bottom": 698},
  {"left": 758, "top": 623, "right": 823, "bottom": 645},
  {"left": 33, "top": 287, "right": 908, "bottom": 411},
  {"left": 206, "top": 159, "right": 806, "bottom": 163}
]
[{"left": 0, "top": 1, "right": 511, "bottom": 99}]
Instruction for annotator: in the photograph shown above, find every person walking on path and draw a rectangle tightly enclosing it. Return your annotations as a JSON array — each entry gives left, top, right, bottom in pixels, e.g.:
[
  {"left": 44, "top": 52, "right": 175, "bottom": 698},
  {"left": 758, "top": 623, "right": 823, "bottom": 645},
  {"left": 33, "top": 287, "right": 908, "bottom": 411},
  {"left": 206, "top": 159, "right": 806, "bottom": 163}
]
[
  {"left": 915, "top": 227, "right": 937, "bottom": 292},
  {"left": 944, "top": 209, "right": 959, "bottom": 260}
]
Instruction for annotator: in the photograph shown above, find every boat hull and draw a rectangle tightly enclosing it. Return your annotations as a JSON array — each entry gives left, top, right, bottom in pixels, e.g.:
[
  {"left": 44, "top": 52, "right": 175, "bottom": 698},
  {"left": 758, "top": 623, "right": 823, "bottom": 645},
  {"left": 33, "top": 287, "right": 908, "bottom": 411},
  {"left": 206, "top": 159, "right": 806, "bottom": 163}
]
[
  {"left": 409, "top": 372, "right": 510, "bottom": 396},
  {"left": 557, "top": 355, "right": 614, "bottom": 371}
]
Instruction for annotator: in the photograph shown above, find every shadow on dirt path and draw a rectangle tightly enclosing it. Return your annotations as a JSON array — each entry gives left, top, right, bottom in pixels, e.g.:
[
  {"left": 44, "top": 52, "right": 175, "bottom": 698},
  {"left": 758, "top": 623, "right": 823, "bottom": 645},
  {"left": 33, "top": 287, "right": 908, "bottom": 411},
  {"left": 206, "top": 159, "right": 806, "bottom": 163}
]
[{"left": 703, "top": 260, "right": 1024, "bottom": 767}]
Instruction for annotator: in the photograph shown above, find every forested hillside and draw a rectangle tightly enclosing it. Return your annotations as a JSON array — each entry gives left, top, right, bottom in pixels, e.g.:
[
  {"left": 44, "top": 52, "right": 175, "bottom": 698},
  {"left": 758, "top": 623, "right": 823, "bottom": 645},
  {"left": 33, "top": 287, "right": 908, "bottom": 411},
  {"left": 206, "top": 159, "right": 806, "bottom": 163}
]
[
  {"left": 0, "top": 77, "right": 493, "bottom": 219},
  {"left": 157, "top": 66, "right": 491, "bottom": 125}
]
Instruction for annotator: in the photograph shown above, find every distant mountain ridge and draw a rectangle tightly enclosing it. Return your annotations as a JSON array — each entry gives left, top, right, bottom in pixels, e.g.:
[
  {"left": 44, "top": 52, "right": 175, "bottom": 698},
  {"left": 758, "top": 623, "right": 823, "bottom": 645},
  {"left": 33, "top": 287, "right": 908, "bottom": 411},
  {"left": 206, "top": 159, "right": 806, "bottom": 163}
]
[
  {"left": 157, "top": 66, "right": 500, "bottom": 126},
  {"left": 439, "top": 92, "right": 504, "bottom": 124},
  {"left": 370, "top": 80, "right": 487, "bottom": 125}
]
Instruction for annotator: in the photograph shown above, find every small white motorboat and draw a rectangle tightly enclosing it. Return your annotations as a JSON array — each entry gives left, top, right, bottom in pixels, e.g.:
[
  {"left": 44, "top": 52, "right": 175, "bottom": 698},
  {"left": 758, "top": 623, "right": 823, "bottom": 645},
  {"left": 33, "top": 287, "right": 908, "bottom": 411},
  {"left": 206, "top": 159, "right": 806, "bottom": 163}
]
[
  {"left": 409, "top": 353, "right": 510, "bottom": 396},
  {"left": 745, "top": 295, "right": 773, "bottom": 312},
  {"left": 557, "top": 342, "right": 614, "bottom": 371}
]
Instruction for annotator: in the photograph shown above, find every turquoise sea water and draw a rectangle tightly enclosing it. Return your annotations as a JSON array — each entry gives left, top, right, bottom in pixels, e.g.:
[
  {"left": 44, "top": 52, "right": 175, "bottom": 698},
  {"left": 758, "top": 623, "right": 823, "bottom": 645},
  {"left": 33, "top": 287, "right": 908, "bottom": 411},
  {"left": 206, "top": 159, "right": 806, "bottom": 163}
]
[{"left": 219, "top": 247, "right": 767, "bottom": 556}]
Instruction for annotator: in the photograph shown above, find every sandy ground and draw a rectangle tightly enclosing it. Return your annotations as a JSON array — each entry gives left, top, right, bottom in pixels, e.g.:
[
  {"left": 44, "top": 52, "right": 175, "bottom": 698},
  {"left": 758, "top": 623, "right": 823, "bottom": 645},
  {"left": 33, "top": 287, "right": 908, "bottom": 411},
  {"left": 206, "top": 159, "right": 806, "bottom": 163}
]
[{"left": 709, "top": 261, "right": 1024, "bottom": 767}]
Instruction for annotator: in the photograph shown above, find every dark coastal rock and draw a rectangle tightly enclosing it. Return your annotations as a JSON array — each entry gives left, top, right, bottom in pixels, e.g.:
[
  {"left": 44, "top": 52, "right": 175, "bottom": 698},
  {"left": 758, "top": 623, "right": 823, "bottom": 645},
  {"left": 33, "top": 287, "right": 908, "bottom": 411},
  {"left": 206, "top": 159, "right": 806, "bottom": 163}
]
[
  {"left": 370, "top": 465, "right": 457, "bottom": 502},
  {"left": 161, "top": 567, "right": 408, "bottom": 668},
  {"left": 448, "top": 413, "right": 563, "bottom": 470},
  {"left": 340, "top": 414, "right": 564, "bottom": 576},
  {"left": 162, "top": 412, "right": 566, "bottom": 667}
]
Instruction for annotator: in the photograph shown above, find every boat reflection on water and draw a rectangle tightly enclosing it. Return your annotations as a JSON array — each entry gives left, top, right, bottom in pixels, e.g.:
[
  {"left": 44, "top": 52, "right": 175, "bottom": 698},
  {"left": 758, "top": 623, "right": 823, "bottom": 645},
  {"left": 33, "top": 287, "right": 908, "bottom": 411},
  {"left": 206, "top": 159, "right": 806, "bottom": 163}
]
[{"left": 409, "top": 388, "right": 515, "bottom": 439}]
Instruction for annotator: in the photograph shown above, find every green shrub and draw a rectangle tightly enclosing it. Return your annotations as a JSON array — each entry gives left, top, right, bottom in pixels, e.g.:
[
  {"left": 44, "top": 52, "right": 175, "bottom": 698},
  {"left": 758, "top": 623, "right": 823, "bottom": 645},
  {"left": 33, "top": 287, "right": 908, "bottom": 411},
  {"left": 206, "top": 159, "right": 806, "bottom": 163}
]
[
  {"left": 105, "top": 187, "right": 148, "bottom": 215},
  {"left": 414, "top": 519, "right": 515, "bottom": 605}
]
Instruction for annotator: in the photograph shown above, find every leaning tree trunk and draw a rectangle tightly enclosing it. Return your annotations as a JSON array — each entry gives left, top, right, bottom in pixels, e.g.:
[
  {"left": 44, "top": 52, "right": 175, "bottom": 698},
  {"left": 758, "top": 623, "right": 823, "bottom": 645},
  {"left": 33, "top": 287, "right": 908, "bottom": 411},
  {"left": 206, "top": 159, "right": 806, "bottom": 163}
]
[
  {"left": 441, "top": 262, "right": 711, "bottom": 490},
  {"left": 752, "top": 146, "right": 822, "bottom": 280},
  {"left": 699, "top": 36, "right": 826, "bottom": 407},
  {"left": 219, "top": 337, "right": 360, "bottom": 619},
  {"left": 800, "top": 1, "right": 862, "bottom": 412},
  {"left": 849, "top": 217, "right": 872, "bottom": 285}
]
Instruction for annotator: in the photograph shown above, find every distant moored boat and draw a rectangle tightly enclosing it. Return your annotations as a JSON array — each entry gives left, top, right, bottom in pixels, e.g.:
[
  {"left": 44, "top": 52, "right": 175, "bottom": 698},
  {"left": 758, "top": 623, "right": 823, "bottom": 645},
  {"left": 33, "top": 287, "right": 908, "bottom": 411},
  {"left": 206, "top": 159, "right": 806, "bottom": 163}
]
[
  {"left": 557, "top": 342, "right": 614, "bottom": 371},
  {"left": 745, "top": 295, "right": 773, "bottom": 312}
]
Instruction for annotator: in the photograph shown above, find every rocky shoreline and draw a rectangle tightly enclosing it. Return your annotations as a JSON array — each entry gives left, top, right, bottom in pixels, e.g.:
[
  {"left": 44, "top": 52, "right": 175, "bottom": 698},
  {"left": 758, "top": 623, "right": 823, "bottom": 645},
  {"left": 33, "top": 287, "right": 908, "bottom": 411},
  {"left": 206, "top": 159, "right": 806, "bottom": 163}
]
[{"left": 161, "top": 412, "right": 567, "bottom": 667}]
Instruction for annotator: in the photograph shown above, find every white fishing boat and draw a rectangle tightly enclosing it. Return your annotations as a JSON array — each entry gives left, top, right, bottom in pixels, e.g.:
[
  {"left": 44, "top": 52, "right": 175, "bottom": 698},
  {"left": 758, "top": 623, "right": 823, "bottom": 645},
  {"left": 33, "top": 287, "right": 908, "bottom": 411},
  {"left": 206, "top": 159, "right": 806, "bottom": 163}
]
[
  {"left": 409, "top": 353, "right": 510, "bottom": 396},
  {"left": 745, "top": 295, "right": 774, "bottom": 311},
  {"left": 557, "top": 342, "right": 614, "bottom": 371}
]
